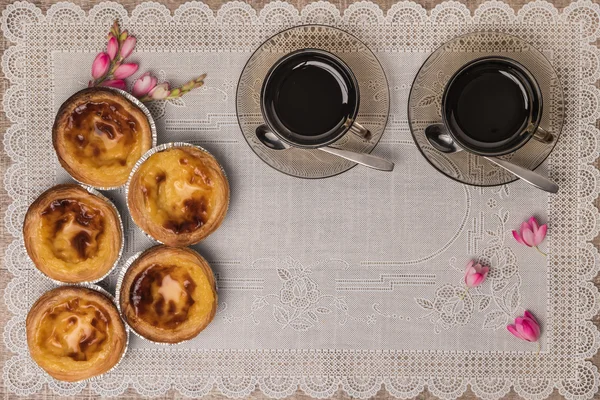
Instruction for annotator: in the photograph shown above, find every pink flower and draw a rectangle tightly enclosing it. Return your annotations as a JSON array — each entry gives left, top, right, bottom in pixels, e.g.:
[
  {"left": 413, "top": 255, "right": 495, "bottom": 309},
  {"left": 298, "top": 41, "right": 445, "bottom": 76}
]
[
  {"left": 100, "top": 79, "right": 127, "bottom": 90},
  {"left": 512, "top": 217, "right": 547, "bottom": 248},
  {"left": 120, "top": 36, "right": 136, "bottom": 59},
  {"left": 91, "top": 52, "right": 110, "bottom": 79},
  {"left": 113, "top": 63, "right": 138, "bottom": 79},
  {"left": 464, "top": 260, "right": 489, "bottom": 288},
  {"left": 132, "top": 72, "right": 158, "bottom": 97},
  {"left": 148, "top": 82, "right": 171, "bottom": 100},
  {"left": 507, "top": 311, "right": 541, "bottom": 342},
  {"left": 106, "top": 35, "right": 118, "bottom": 60}
]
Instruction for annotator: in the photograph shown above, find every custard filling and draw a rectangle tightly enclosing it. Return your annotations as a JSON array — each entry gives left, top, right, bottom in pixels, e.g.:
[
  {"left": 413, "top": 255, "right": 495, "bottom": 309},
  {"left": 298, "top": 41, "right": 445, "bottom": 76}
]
[
  {"left": 40, "top": 199, "right": 105, "bottom": 263},
  {"left": 136, "top": 149, "right": 220, "bottom": 234},
  {"left": 36, "top": 297, "right": 111, "bottom": 361},
  {"left": 61, "top": 100, "right": 146, "bottom": 182},
  {"left": 130, "top": 261, "right": 215, "bottom": 329}
]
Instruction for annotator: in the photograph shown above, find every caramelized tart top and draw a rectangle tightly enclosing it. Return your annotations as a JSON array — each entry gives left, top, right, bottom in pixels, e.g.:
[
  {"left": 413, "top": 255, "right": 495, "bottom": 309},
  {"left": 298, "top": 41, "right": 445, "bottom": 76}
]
[
  {"left": 26, "top": 286, "right": 127, "bottom": 382},
  {"left": 127, "top": 146, "right": 229, "bottom": 246},
  {"left": 53, "top": 88, "right": 153, "bottom": 188},
  {"left": 119, "top": 246, "right": 217, "bottom": 343},
  {"left": 23, "top": 184, "right": 122, "bottom": 283}
]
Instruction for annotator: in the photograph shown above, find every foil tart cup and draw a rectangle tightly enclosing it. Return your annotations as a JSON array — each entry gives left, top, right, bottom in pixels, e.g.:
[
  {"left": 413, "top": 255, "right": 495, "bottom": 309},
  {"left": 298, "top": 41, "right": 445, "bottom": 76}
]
[
  {"left": 115, "top": 250, "right": 192, "bottom": 346},
  {"left": 27, "top": 184, "right": 125, "bottom": 286},
  {"left": 61, "top": 87, "right": 158, "bottom": 191},
  {"left": 125, "top": 142, "right": 231, "bottom": 245},
  {"left": 31, "top": 283, "right": 130, "bottom": 383}
]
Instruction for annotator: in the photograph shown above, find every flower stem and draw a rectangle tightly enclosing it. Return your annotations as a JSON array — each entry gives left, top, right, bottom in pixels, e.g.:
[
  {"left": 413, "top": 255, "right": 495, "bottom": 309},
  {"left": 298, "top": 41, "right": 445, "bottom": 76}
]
[
  {"left": 536, "top": 341, "right": 541, "bottom": 355},
  {"left": 534, "top": 246, "right": 547, "bottom": 257},
  {"left": 458, "top": 287, "right": 469, "bottom": 300}
]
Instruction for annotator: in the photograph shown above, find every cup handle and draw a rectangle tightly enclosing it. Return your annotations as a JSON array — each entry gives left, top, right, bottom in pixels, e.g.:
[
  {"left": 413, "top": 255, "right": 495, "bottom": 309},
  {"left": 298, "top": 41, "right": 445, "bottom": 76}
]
[
  {"left": 348, "top": 122, "right": 372, "bottom": 141},
  {"left": 532, "top": 126, "right": 554, "bottom": 144}
]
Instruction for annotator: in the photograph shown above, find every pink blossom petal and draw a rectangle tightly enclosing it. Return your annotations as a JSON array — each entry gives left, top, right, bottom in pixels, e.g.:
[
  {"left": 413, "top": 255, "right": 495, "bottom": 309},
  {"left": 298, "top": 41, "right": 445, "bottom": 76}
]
[
  {"left": 148, "top": 82, "right": 171, "bottom": 100},
  {"left": 107, "top": 36, "right": 118, "bottom": 60},
  {"left": 507, "top": 324, "right": 523, "bottom": 339},
  {"left": 465, "top": 260, "right": 475, "bottom": 270},
  {"left": 521, "top": 227, "right": 535, "bottom": 247},
  {"left": 91, "top": 52, "right": 110, "bottom": 79},
  {"left": 132, "top": 72, "right": 158, "bottom": 97},
  {"left": 528, "top": 217, "right": 539, "bottom": 233},
  {"left": 464, "top": 264, "right": 476, "bottom": 276},
  {"left": 516, "top": 318, "right": 540, "bottom": 342},
  {"left": 508, "top": 311, "right": 541, "bottom": 342},
  {"left": 100, "top": 79, "right": 126, "bottom": 90},
  {"left": 120, "top": 36, "right": 136, "bottom": 59},
  {"left": 533, "top": 224, "right": 547, "bottom": 247},
  {"left": 512, "top": 230, "right": 525, "bottom": 245},
  {"left": 113, "top": 63, "right": 138, "bottom": 79},
  {"left": 464, "top": 274, "right": 475, "bottom": 287},
  {"left": 524, "top": 310, "right": 538, "bottom": 324},
  {"left": 480, "top": 267, "right": 489, "bottom": 279},
  {"left": 465, "top": 273, "right": 484, "bottom": 288}
]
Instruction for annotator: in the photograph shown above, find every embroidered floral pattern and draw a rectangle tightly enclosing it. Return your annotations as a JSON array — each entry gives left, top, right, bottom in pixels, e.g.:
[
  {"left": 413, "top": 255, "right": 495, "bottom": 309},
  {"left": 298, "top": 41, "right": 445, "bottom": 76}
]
[
  {"left": 416, "top": 209, "right": 523, "bottom": 332},
  {"left": 223, "top": 257, "right": 352, "bottom": 331}
]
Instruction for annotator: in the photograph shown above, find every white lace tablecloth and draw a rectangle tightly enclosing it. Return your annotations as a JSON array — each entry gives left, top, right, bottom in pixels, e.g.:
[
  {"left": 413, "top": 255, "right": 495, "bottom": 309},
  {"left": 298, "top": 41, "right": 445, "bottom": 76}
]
[{"left": 3, "top": 1, "right": 600, "bottom": 399}]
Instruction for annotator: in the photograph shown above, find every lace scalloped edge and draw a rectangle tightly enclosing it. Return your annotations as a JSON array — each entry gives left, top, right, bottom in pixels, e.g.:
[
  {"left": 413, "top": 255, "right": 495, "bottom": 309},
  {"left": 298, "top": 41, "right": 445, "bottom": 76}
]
[
  {"left": 1, "top": 361, "right": 600, "bottom": 399},
  {"left": 2, "top": 1, "right": 600, "bottom": 399}
]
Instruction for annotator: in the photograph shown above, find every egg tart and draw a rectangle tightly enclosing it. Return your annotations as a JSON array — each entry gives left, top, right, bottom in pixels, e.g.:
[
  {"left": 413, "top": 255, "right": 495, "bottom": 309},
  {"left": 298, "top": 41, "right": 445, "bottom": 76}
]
[
  {"left": 27, "top": 286, "right": 127, "bottom": 382},
  {"left": 127, "top": 145, "right": 229, "bottom": 246},
  {"left": 118, "top": 246, "right": 217, "bottom": 343},
  {"left": 23, "top": 184, "right": 123, "bottom": 283},
  {"left": 53, "top": 88, "right": 153, "bottom": 188}
]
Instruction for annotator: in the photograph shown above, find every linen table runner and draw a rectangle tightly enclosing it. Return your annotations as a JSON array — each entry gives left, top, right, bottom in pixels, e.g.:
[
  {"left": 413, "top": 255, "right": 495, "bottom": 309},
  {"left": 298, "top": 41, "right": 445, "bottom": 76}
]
[{"left": 3, "top": 1, "right": 600, "bottom": 399}]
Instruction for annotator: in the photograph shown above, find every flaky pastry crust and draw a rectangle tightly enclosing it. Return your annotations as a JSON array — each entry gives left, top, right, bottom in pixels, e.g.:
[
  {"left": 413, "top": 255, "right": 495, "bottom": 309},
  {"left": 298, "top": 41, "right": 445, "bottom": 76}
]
[
  {"left": 119, "top": 246, "right": 217, "bottom": 343},
  {"left": 23, "top": 184, "right": 122, "bottom": 283},
  {"left": 26, "top": 286, "right": 127, "bottom": 382},
  {"left": 127, "top": 146, "right": 229, "bottom": 246},
  {"left": 53, "top": 88, "right": 153, "bottom": 188}
]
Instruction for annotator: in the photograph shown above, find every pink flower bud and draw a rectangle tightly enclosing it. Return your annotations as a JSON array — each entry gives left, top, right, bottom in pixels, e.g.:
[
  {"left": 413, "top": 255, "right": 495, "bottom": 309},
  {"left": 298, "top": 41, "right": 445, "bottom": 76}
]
[
  {"left": 100, "top": 79, "right": 127, "bottom": 90},
  {"left": 132, "top": 72, "right": 158, "bottom": 97},
  {"left": 113, "top": 63, "right": 139, "bottom": 79},
  {"left": 507, "top": 311, "right": 541, "bottom": 342},
  {"left": 91, "top": 53, "right": 110, "bottom": 79},
  {"left": 120, "top": 36, "right": 136, "bottom": 59},
  {"left": 512, "top": 216, "right": 547, "bottom": 247},
  {"left": 148, "top": 82, "right": 171, "bottom": 100},
  {"left": 107, "top": 35, "right": 118, "bottom": 60},
  {"left": 463, "top": 260, "right": 489, "bottom": 288}
]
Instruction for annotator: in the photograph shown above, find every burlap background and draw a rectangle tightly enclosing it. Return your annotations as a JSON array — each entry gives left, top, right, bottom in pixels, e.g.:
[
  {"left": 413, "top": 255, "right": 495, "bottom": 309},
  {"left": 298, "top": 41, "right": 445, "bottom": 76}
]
[{"left": 0, "top": 0, "right": 597, "bottom": 398}]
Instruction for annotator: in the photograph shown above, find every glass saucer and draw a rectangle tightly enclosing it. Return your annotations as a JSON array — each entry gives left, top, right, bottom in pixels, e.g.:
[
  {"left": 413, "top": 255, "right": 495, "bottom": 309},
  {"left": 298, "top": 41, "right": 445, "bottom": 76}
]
[
  {"left": 408, "top": 32, "right": 563, "bottom": 187},
  {"left": 236, "top": 25, "right": 389, "bottom": 179}
]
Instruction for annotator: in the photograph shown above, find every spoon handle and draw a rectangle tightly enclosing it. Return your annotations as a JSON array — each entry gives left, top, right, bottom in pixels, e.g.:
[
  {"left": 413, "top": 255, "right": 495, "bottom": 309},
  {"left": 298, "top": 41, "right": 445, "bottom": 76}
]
[
  {"left": 319, "top": 147, "right": 394, "bottom": 171},
  {"left": 484, "top": 156, "right": 558, "bottom": 193}
]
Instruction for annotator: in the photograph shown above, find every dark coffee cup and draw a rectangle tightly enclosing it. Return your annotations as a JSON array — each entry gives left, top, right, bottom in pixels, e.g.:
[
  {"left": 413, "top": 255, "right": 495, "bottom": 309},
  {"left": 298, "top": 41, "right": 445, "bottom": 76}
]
[
  {"left": 259, "top": 49, "right": 370, "bottom": 149},
  {"left": 441, "top": 56, "right": 553, "bottom": 156}
]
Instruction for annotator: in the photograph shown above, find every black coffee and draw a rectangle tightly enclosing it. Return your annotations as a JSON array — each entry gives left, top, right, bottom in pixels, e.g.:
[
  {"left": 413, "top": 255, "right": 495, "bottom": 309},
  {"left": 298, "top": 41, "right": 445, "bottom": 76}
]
[
  {"left": 444, "top": 59, "right": 538, "bottom": 153},
  {"left": 262, "top": 50, "right": 358, "bottom": 147}
]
